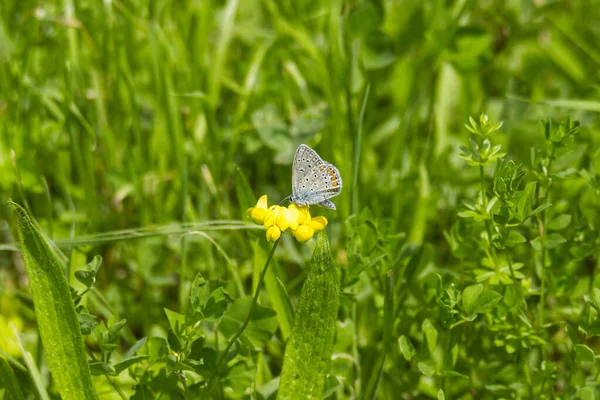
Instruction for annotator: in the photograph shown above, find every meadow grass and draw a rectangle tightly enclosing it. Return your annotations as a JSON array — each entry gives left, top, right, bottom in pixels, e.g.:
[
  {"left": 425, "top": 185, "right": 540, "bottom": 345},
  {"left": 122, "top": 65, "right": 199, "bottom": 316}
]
[{"left": 2, "top": 0, "right": 600, "bottom": 398}]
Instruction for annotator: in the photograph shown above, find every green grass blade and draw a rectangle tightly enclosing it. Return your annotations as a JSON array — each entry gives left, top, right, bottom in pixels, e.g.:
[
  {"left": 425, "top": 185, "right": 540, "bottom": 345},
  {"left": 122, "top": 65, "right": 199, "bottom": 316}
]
[
  {"left": 278, "top": 232, "right": 340, "bottom": 399},
  {"left": 364, "top": 270, "right": 394, "bottom": 399},
  {"left": 11, "top": 325, "right": 50, "bottom": 400},
  {"left": 351, "top": 84, "right": 370, "bottom": 215},
  {"left": 0, "top": 355, "right": 25, "bottom": 400},
  {"left": 9, "top": 201, "right": 97, "bottom": 400}
]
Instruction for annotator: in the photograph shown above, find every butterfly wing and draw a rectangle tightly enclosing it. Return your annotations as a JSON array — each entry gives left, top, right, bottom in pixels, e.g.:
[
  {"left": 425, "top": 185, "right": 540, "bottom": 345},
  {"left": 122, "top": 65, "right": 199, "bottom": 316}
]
[
  {"left": 292, "top": 144, "right": 325, "bottom": 198},
  {"left": 295, "top": 162, "right": 343, "bottom": 205},
  {"left": 318, "top": 200, "right": 336, "bottom": 210}
]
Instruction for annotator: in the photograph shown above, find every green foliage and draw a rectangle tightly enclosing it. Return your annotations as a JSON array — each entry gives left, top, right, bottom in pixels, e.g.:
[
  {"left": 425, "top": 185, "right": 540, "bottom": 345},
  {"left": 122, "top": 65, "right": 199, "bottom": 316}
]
[
  {"left": 2, "top": 0, "right": 600, "bottom": 399},
  {"left": 0, "top": 356, "right": 25, "bottom": 400},
  {"left": 9, "top": 202, "right": 97, "bottom": 400},
  {"left": 279, "top": 232, "right": 340, "bottom": 399}
]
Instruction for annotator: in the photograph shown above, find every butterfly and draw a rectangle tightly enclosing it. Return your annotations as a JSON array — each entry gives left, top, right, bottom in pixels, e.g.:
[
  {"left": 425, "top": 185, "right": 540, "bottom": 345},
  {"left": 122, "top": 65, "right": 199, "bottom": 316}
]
[{"left": 288, "top": 144, "right": 343, "bottom": 210}]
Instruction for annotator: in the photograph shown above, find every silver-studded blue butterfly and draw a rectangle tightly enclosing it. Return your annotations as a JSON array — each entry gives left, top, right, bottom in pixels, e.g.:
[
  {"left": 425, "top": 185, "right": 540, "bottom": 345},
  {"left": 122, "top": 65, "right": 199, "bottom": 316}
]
[{"left": 288, "top": 144, "right": 342, "bottom": 210}]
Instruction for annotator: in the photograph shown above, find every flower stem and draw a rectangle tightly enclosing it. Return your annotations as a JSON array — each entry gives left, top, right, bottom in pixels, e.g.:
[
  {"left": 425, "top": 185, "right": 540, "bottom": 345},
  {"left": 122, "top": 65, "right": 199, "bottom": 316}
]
[{"left": 210, "top": 238, "right": 280, "bottom": 388}]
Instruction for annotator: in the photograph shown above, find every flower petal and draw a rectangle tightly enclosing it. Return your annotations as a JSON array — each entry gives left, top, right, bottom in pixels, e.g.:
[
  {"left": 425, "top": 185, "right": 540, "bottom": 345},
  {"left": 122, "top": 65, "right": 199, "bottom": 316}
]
[
  {"left": 293, "top": 224, "right": 315, "bottom": 242},
  {"left": 256, "top": 194, "right": 268, "bottom": 209},
  {"left": 287, "top": 204, "right": 301, "bottom": 230},
  {"left": 264, "top": 205, "right": 280, "bottom": 227},
  {"left": 309, "top": 216, "right": 328, "bottom": 232},
  {"left": 276, "top": 207, "right": 292, "bottom": 231},
  {"left": 250, "top": 207, "right": 267, "bottom": 224},
  {"left": 266, "top": 226, "right": 281, "bottom": 242}
]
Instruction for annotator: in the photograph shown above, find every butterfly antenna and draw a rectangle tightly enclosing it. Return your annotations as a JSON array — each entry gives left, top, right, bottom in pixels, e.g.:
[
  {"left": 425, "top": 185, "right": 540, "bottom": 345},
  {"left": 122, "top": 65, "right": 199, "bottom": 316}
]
[{"left": 279, "top": 196, "right": 290, "bottom": 206}]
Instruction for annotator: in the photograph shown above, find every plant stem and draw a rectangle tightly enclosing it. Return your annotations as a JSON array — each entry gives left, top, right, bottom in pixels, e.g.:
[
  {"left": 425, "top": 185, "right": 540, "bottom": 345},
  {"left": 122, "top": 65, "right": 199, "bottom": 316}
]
[
  {"left": 538, "top": 146, "right": 554, "bottom": 329},
  {"left": 480, "top": 165, "right": 496, "bottom": 260},
  {"left": 479, "top": 166, "right": 487, "bottom": 209},
  {"left": 210, "top": 238, "right": 280, "bottom": 386}
]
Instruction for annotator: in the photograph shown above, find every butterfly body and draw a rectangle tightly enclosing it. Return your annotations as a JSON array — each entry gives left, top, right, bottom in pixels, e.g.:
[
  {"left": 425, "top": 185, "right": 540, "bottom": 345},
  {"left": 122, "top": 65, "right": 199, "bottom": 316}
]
[{"left": 289, "top": 144, "right": 342, "bottom": 210}]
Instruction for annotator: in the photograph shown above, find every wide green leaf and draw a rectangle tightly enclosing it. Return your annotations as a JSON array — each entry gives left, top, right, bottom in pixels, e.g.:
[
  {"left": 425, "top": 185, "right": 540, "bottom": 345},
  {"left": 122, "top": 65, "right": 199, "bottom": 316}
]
[
  {"left": 9, "top": 201, "right": 97, "bottom": 400},
  {"left": 278, "top": 232, "right": 340, "bottom": 399}
]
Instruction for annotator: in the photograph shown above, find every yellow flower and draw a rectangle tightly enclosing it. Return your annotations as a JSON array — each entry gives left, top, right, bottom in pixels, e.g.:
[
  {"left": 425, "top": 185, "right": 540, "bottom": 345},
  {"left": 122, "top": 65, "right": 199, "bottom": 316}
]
[
  {"left": 247, "top": 195, "right": 329, "bottom": 243},
  {"left": 246, "top": 195, "right": 269, "bottom": 224},
  {"left": 266, "top": 226, "right": 281, "bottom": 242},
  {"left": 292, "top": 224, "right": 314, "bottom": 242},
  {"left": 309, "top": 216, "right": 328, "bottom": 233},
  {"left": 289, "top": 203, "right": 311, "bottom": 225},
  {"left": 287, "top": 204, "right": 301, "bottom": 230}
]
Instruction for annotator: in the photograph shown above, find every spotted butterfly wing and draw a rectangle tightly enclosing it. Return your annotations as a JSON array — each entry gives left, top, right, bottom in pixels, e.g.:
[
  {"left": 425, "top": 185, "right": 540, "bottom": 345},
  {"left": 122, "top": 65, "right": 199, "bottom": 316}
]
[
  {"left": 292, "top": 144, "right": 324, "bottom": 195},
  {"left": 290, "top": 144, "right": 342, "bottom": 209}
]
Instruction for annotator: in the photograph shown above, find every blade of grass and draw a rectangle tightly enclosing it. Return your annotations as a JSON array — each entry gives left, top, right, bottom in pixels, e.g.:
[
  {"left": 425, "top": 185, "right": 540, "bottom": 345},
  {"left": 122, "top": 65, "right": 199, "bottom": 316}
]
[
  {"left": 0, "top": 355, "right": 25, "bottom": 400},
  {"left": 351, "top": 84, "right": 370, "bottom": 215},
  {"left": 9, "top": 201, "right": 97, "bottom": 400},
  {"left": 364, "top": 270, "right": 394, "bottom": 399},
  {"left": 179, "top": 156, "right": 190, "bottom": 311},
  {"left": 11, "top": 324, "right": 50, "bottom": 400}
]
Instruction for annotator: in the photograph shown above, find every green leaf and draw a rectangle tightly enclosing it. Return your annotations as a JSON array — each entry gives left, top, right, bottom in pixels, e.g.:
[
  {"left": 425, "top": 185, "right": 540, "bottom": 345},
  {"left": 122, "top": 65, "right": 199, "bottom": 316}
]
[
  {"left": 145, "top": 337, "right": 168, "bottom": 365},
  {"left": 186, "top": 274, "right": 232, "bottom": 328},
  {"left": 528, "top": 203, "right": 552, "bottom": 218},
  {"left": 88, "top": 361, "right": 116, "bottom": 376},
  {"left": 164, "top": 308, "right": 185, "bottom": 338},
  {"left": 124, "top": 337, "right": 148, "bottom": 359},
  {"left": 398, "top": 335, "right": 416, "bottom": 361},
  {"left": 547, "top": 214, "right": 571, "bottom": 231},
  {"left": 188, "top": 346, "right": 217, "bottom": 377},
  {"left": 443, "top": 370, "right": 469, "bottom": 379},
  {"left": 422, "top": 319, "right": 438, "bottom": 354},
  {"left": 462, "top": 284, "right": 483, "bottom": 315},
  {"left": 278, "top": 232, "right": 340, "bottom": 399},
  {"left": 574, "top": 344, "right": 595, "bottom": 363},
  {"left": 0, "top": 356, "right": 25, "bottom": 400},
  {"left": 9, "top": 201, "right": 97, "bottom": 400},
  {"left": 575, "top": 386, "right": 595, "bottom": 400},
  {"left": 223, "top": 361, "right": 257, "bottom": 394},
  {"left": 203, "top": 286, "right": 233, "bottom": 322},
  {"left": 78, "top": 311, "right": 98, "bottom": 335},
  {"left": 438, "top": 389, "right": 445, "bottom": 400},
  {"left": 530, "top": 237, "right": 543, "bottom": 252},
  {"left": 113, "top": 355, "right": 149, "bottom": 375},
  {"left": 74, "top": 255, "right": 103, "bottom": 289},
  {"left": 546, "top": 233, "right": 567, "bottom": 249},
  {"left": 472, "top": 290, "right": 503, "bottom": 314},
  {"left": 417, "top": 361, "right": 436, "bottom": 377},
  {"left": 504, "top": 231, "right": 527, "bottom": 248},
  {"left": 516, "top": 182, "right": 536, "bottom": 221},
  {"left": 220, "top": 298, "right": 278, "bottom": 348}
]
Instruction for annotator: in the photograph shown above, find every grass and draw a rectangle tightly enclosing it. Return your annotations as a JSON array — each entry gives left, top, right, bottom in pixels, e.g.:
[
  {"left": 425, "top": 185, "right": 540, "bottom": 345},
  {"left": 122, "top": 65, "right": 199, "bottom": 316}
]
[{"left": 2, "top": 0, "right": 600, "bottom": 398}]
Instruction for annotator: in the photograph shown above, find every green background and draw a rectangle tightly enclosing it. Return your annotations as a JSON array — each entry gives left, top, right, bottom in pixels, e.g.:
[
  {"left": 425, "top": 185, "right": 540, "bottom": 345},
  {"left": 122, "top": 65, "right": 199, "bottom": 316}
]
[{"left": 2, "top": 0, "right": 600, "bottom": 398}]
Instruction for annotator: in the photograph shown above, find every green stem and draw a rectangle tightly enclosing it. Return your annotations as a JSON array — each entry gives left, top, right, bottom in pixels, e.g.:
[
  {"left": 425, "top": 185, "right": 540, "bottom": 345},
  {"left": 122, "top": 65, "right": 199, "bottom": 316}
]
[
  {"left": 210, "top": 238, "right": 280, "bottom": 386},
  {"left": 480, "top": 165, "right": 496, "bottom": 259},
  {"left": 479, "top": 166, "right": 487, "bottom": 209},
  {"left": 179, "top": 156, "right": 189, "bottom": 311},
  {"left": 538, "top": 147, "right": 554, "bottom": 329}
]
